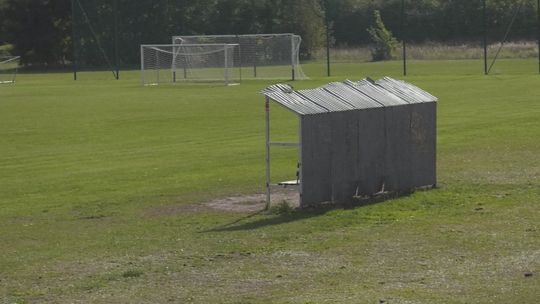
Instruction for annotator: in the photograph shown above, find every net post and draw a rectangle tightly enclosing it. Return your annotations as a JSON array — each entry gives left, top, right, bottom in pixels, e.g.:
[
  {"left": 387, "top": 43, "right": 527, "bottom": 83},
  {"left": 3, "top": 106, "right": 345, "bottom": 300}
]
[
  {"left": 172, "top": 44, "right": 177, "bottom": 83},
  {"left": 224, "top": 45, "right": 230, "bottom": 85},
  {"left": 156, "top": 50, "right": 160, "bottom": 84},
  {"left": 291, "top": 34, "right": 295, "bottom": 81},
  {"left": 113, "top": 0, "right": 119, "bottom": 80},
  {"left": 265, "top": 96, "right": 271, "bottom": 210},
  {"left": 483, "top": 0, "right": 488, "bottom": 75},
  {"left": 183, "top": 56, "right": 187, "bottom": 79},
  {"left": 324, "top": 0, "right": 331, "bottom": 77},
  {"left": 401, "top": 0, "right": 407, "bottom": 76},
  {"left": 236, "top": 35, "right": 242, "bottom": 82},
  {"left": 140, "top": 45, "right": 144, "bottom": 85},
  {"left": 537, "top": 0, "right": 540, "bottom": 74},
  {"left": 253, "top": 50, "right": 257, "bottom": 78},
  {"left": 71, "top": 0, "right": 77, "bottom": 81}
]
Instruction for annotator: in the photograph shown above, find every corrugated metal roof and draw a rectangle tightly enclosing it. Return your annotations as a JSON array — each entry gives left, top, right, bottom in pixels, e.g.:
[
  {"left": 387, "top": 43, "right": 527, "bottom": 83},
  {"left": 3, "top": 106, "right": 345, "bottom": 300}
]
[
  {"left": 375, "top": 77, "right": 438, "bottom": 103},
  {"left": 262, "top": 77, "right": 437, "bottom": 115}
]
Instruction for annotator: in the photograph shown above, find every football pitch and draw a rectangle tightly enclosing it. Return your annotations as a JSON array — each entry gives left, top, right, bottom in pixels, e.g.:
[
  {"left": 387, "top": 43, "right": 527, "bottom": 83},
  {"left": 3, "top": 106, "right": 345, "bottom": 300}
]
[{"left": 0, "top": 60, "right": 539, "bottom": 303}]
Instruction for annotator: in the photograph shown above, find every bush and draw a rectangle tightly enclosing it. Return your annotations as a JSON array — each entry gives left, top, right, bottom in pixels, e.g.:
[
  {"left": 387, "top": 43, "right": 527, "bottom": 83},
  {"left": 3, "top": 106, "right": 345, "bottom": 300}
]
[
  {"left": 269, "top": 200, "right": 294, "bottom": 215},
  {"left": 367, "top": 10, "right": 399, "bottom": 61}
]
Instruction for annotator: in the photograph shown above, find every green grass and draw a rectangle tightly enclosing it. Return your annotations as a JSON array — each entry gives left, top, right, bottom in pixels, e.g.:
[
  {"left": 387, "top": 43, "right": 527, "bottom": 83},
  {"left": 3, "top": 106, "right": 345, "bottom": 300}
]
[{"left": 1, "top": 59, "right": 539, "bottom": 303}]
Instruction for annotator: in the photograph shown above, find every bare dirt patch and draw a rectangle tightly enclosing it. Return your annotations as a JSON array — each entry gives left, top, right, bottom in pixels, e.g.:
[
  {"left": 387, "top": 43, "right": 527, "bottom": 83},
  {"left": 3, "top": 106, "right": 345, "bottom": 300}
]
[{"left": 147, "top": 188, "right": 299, "bottom": 217}]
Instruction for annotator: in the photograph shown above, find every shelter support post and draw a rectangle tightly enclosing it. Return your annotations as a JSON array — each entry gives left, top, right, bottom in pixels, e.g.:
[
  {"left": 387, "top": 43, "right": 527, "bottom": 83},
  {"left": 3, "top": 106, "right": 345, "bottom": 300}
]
[{"left": 265, "top": 96, "right": 271, "bottom": 209}]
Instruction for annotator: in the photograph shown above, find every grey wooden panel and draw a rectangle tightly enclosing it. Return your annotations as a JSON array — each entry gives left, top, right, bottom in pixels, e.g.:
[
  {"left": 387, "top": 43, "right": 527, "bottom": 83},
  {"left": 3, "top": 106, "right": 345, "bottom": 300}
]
[
  {"left": 356, "top": 108, "right": 387, "bottom": 195},
  {"left": 329, "top": 111, "right": 360, "bottom": 203},
  {"left": 410, "top": 103, "right": 437, "bottom": 187},
  {"left": 300, "top": 115, "right": 333, "bottom": 206},
  {"left": 384, "top": 105, "right": 413, "bottom": 192}
]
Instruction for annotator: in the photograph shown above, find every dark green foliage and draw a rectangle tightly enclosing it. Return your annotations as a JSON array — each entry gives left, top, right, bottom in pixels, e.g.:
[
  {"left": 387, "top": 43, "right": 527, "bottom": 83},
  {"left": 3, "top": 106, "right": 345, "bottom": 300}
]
[
  {"left": 121, "top": 270, "right": 143, "bottom": 278},
  {"left": 367, "top": 10, "right": 399, "bottom": 61},
  {"left": 0, "top": 0, "right": 538, "bottom": 67},
  {"left": 2, "top": 0, "right": 70, "bottom": 67},
  {"left": 269, "top": 201, "right": 295, "bottom": 215}
]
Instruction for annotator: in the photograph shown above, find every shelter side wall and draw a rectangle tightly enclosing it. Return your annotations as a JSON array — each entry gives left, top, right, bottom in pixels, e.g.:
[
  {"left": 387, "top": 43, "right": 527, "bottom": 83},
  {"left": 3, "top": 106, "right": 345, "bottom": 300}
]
[
  {"left": 330, "top": 111, "right": 360, "bottom": 203},
  {"left": 384, "top": 106, "right": 414, "bottom": 192},
  {"left": 410, "top": 103, "right": 437, "bottom": 187},
  {"left": 357, "top": 108, "right": 387, "bottom": 195},
  {"left": 300, "top": 115, "right": 333, "bottom": 206}
]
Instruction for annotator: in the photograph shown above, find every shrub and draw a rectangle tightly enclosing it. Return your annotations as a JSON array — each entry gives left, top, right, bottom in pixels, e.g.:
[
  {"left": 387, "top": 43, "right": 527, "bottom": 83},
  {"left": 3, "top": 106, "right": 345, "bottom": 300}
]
[
  {"left": 367, "top": 10, "right": 399, "bottom": 61},
  {"left": 269, "top": 200, "right": 294, "bottom": 215}
]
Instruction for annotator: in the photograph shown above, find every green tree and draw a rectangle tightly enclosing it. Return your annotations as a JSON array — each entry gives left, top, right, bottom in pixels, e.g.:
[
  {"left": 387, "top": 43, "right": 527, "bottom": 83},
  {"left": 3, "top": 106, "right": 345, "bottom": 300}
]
[
  {"left": 3, "top": 0, "right": 69, "bottom": 67},
  {"left": 367, "top": 10, "right": 399, "bottom": 61}
]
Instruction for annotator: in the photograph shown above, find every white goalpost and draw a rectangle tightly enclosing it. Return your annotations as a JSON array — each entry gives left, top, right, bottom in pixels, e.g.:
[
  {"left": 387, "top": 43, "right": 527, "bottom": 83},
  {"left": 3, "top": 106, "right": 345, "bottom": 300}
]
[
  {"left": 172, "top": 33, "right": 307, "bottom": 80},
  {"left": 140, "top": 44, "right": 240, "bottom": 86},
  {"left": 0, "top": 56, "right": 20, "bottom": 84}
]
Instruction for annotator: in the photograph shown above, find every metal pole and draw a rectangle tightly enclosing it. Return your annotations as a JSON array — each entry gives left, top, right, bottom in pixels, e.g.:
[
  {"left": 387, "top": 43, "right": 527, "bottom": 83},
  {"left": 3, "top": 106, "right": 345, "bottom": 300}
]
[
  {"left": 224, "top": 46, "right": 229, "bottom": 85},
  {"left": 402, "top": 0, "right": 407, "bottom": 76},
  {"left": 113, "top": 0, "right": 119, "bottom": 80},
  {"left": 291, "top": 35, "right": 295, "bottom": 81},
  {"left": 483, "top": 0, "right": 488, "bottom": 75},
  {"left": 325, "top": 0, "right": 331, "bottom": 77},
  {"left": 140, "top": 45, "right": 144, "bottom": 85},
  {"left": 265, "top": 96, "right": 271, "bottom": 210},
  {"left": 71, "top": 0, "right": 77, "bottom": 81},
  {"left": 537, "top": 0, "right": 540, "bottom": 74}
]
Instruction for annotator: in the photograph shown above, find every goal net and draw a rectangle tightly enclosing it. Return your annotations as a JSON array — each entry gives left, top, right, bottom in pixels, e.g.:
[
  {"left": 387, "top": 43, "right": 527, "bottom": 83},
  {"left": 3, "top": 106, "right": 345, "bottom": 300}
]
[
  {"left": 0, "top": 56, "right": 20, "bottom": 84},
  {"left": 172, "top": 34, "right": 307, "bottom": 80},
  {"left": 140, "top": 44, "right": 240, "bottom": 85}
]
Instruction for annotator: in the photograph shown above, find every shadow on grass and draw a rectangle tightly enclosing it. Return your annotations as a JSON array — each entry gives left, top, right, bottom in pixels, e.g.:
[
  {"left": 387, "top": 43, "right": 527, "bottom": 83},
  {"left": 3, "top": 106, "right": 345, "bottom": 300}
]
[
  {"left": 204, "top": 190, "right": 419, "bottom": 232},
  {"left": 203, "top": 207, "right": 332, "bottom": 232}
]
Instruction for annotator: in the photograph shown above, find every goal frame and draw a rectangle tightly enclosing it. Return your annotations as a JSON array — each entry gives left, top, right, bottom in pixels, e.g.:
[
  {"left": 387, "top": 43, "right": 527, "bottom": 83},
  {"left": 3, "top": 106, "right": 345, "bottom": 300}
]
[
  {"left": 172, "top": 33, "right": 305, "bottom": 81},
  {"left": 0, "top": 56, "right": 20, "bottom": 84},
  {"left": 140, "top": 43, "right": 239, "bottom": 86}
]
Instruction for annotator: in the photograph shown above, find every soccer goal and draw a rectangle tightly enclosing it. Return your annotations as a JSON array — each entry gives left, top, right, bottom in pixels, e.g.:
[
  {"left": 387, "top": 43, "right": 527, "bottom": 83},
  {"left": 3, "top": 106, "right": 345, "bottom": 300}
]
[
  {"left": 0, "top": 56, "right": 20, "bottom": 84},
  {"left": 172, "top": 34, "right": 307, "bottom": 80},
  {"left": 140, "top": 44, "right": 240, "bottom": 86}
]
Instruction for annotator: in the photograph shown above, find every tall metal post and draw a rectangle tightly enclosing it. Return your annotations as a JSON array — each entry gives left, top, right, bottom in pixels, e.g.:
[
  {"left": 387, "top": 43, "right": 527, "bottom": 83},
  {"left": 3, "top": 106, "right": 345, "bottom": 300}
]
[
  {"left": 537, "top": 0, "right": 540, "bottom": 74},
  {"left": 140, "top": 45, "right": 144, "bottom": 85},
  {"left": 325, "top": 0, "right": 331, "bottom": 77},
  {"left": 483, "top": 0, "right": 488, "bottom": 75},
  {"left": 224, "top": 45, "right": 230, "bottom": 85},
  {"left": 401, "top": 0, "right": 407, "bottom": 76},
  {"left": 265, "top": 96, "right": 271, "bottom": 209},
  {"left": 71, "top": 0, "right": 77, "bottom": 81},
  {"left": 291, "top": 35, "right": 295, "bottom": 81},
  {"left": 113, "top": 0, "right": 119, "bottom": 80}
]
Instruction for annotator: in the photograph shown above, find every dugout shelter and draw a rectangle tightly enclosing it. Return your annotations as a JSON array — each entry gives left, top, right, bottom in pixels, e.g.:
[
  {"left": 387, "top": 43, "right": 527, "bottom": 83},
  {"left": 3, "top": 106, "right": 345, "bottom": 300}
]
[{"left": 262, "top": 77, "right": 438, "bottom": 207}]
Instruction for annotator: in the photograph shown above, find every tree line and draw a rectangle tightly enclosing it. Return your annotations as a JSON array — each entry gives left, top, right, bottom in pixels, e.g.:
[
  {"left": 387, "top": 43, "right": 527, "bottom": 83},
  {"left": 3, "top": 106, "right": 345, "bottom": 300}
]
[{"left": 0, "top": 0, "right": 538, "bottom": 68}]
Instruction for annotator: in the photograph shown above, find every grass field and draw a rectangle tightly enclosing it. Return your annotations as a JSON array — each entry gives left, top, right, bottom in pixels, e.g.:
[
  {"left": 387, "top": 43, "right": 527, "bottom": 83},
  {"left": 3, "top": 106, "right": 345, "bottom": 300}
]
[{"left": 1, "top": 60, "right": 539, "bottom": 303}]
